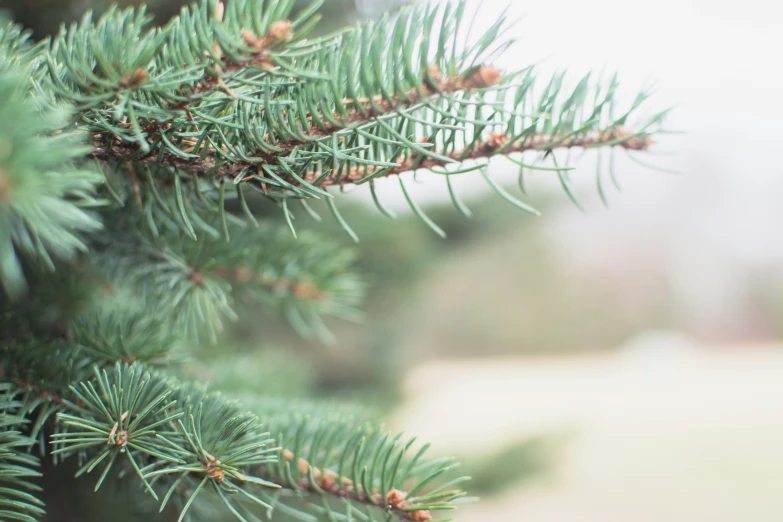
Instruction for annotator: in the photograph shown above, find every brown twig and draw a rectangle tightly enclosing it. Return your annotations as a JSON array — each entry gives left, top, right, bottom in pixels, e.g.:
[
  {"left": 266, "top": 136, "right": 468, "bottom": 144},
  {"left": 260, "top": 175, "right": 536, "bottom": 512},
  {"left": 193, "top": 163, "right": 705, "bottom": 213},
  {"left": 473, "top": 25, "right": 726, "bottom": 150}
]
[
  {"left": 0, "top": 366, "right": 78, "bottom": 409},
  {"left": 212, "top": 266, "right": 329, "bottom": 302},
  {"left": 91, "top": 125, "right": 650, "bottom": 196},
  {"left": 303, "top": 128, "right": 653, "bottom": 186},
  {"left": 86, "top": 38, "right": 653, "bottom": 198},
  {"left": 261, "top": 450, "right": 434, "bottom": 522}
]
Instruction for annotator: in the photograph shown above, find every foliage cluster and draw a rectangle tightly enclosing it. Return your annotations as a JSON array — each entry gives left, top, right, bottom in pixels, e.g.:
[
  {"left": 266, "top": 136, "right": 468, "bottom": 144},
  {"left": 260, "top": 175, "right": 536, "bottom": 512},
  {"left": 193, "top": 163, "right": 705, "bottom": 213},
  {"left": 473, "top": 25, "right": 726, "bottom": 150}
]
[{"left": 0, "top": 0, "right": 667, "bottom": 520}]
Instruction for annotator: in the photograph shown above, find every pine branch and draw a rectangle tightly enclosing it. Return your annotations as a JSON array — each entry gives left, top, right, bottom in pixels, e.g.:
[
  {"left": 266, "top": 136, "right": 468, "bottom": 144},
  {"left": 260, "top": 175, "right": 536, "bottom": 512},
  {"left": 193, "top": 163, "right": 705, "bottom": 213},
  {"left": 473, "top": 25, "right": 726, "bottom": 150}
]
[
  {"left": 87, "top": 63, "right": 506, "bottom": 174},
  {"left": 240, "top": 397, "right": 468, "bottom": 522},
  {"left": 0, "top": 22, "right": 44, "bottom": 75},
  {"left": 0, "top": 2, "right": 676, "bottom": 521},
  {"left": 3, "top": 333, "right": 464, "bottom": 522},
  {"left": 0, "top": 64, "right": 105, "bottom": 298},
  {"left": 0, "top": 0, "right": 671, "bottom": 262},
  {"left": 267, "top": 444, "right": 448, "bottom": 522},
  {"left": 3, "top": 0, "right": 666, "bottom": 236},
  {"left": 105, "top": 127, "right": 651, "bottom": 182},
  {"left": 300, "top": 127, "right": 654, "bottom": 187},
  {"left": 3, "top": 304, "right": 466, "bottom": 522},
  {"left": 0, "top": 301, "right": 178, "bottom": 440},
  {"left": 92, "top": 208, "right": 364, "bottom": 343},
  {"left": 0, "top": 383, "right": 46, "bottom": 522}
]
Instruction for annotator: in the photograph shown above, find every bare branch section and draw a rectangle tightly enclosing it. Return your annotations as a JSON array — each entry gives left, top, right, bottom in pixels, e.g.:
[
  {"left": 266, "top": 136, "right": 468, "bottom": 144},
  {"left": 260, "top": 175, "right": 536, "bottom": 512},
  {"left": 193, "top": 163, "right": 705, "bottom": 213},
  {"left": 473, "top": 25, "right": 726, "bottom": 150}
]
[
  {"left": 304, "top": 129, "right": 653, "bottom": 186},
  {"left": 92, "top": 123, "right": 652, "bottom": 189}
]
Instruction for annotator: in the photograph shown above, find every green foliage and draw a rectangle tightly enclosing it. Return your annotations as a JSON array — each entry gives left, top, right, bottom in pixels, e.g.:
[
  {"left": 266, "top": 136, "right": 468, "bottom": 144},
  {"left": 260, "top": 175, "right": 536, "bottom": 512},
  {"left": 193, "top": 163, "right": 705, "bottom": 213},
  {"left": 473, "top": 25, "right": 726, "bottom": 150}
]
[
  {"left": 52, "top": 365, "right": 183, "bottom": 493},
  {"left": 94, "top": 209, "right": 364, "bottom": 343},
  {"left": 0, "top": 64, "right": 104, "bottom": 297},
  {"left": 5, "top": 0, "right": 666, "bottom": 248},
  {"left": 260, "top": 412, "right": 470, "bottom": 521},
  {"left": 0, "top": 22, "right": 42, "bottom": 73},
  {"left": 0, "top": 0, "right": 670, "bottom": 521},
  {"left": 10, "top": 348, "right": 468, "bottom": 522},
  {"left": 69, "top": 305, "right": 183, "bottom": 364},
  {"left": 0, "top": 384, "right": 45, "bottom": 522}
]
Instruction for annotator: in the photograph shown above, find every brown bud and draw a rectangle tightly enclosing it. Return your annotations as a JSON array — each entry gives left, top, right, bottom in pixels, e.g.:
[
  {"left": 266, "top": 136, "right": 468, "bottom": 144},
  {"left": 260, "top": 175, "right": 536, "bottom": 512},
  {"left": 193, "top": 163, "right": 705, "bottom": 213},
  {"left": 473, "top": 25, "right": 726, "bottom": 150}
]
[
  {"left": 291, "top": 282, "right": 323, "bottom": 300},
  {"left": 427, "top": 64, "right": 443, "bottom": 83},
  {"left": 408, "top": 510, "right": 432, "bottom": 522},
  {"left": 114, "top": 430, "right": 129, "bottom": 447},
  {"left": 386, "top": 489, "right": 407, "bottom": 509},
  {"left": 243, "top": 30, "right": 264, "bottom": 50},
  {"left": 233, "top": 266, "right": 254, "bottom": 282},
  {"left": 462, "top": 65, "right": 503, "bottom": 89},
  {"left": 487, "top": 132, "right": 509, "bottom": 149},
  {"left": 119, "top": 69, "right": 148, "bottom": 89},
  {"left": 190, "top": 271, "right": 207, "bottom": 287},
  {"left": 206, "top": 466, "right": 225, "bottom": 482},
  {"left": 318, "top": 475, "right": 336, "bottom": 491},
  {"left": 268, "top": 20, "right": 294, "bottom": 44}
]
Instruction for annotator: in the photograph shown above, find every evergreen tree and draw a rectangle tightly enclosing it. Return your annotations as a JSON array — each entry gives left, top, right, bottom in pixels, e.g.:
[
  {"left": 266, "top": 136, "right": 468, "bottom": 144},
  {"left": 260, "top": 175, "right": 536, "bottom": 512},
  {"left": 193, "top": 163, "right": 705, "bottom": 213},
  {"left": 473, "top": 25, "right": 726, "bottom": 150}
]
[{"left": 0, "top": 1, "right": 667, "bottom": 521}]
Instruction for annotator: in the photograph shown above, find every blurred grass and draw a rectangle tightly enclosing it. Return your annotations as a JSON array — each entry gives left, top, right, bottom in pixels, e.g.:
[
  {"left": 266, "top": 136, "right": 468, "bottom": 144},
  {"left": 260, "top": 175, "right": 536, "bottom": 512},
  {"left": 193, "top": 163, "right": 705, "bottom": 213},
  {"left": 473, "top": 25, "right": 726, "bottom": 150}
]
[{"left": 457, "top": 436, "right": 555, "bottom": 497}]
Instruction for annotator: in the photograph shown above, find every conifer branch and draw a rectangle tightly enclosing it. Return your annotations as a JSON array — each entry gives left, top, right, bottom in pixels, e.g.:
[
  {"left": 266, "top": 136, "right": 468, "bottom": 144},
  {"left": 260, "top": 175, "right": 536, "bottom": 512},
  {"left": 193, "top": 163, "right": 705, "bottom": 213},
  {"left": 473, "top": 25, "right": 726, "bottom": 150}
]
[
  {"left": 0, "top": 1, "right": 673, "bottom": 521},
  {"left": 267, "top": 450, "right": 437, "bottom": 522},
  {"left": 249, "top": 398, "right": 467, "bottom": 522},
  {"left": 90, "top": 100, "right": 654, "bottom": 187},
  {"left": 307, "top": 127, "right": 653, "bottom": 186},
  {"left": 2, "top": 332, "right": 466, "bottom": 522},
  {"left": 12, "top": 0, "right": 666, "bottom": 231},
  {"left": 87, "top": 62, "right": 504, "bottom": 171},
  {"left": 93, "top": 213, "right": 363, "bottom": 343},
  {"left": 0, "top": 65, "right": 104, "bottom": 297},
  {"left": 0, "top": 384, "right": 45, "bottom": 522}
]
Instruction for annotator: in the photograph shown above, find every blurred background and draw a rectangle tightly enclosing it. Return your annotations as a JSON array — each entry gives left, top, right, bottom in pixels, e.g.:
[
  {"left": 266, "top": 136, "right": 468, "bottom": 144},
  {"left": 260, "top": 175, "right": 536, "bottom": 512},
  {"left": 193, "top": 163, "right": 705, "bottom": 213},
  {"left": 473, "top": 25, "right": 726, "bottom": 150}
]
[{"left": 3, "top": 0, "right": 782, "bottom": 520}]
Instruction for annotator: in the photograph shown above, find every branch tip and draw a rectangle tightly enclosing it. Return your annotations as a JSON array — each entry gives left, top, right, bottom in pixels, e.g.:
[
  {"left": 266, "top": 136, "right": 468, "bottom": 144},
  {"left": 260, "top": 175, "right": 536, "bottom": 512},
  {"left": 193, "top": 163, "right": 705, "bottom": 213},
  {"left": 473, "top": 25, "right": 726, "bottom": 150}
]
[
  {"left": 119, "top": 69, "right": 148, "bottom": 90},
  {"left": 267, "top": 454, "right": 434, "bottom": 522},
  {"left": 460, "top": 65, "right": 503, "bottom": 89}
]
